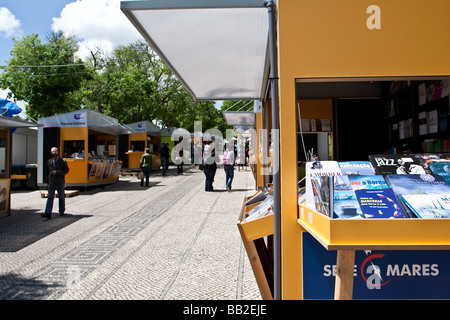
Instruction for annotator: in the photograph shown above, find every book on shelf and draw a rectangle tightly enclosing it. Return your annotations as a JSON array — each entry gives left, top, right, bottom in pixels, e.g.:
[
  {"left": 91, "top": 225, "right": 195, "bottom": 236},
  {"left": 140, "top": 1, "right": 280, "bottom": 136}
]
[
  {"left": 244, "top": 194, "right": 273, "bottom": 222},
  {"left": 428, "top": 110, "right": 438, "bottom": 134},
  {"left": 355, "top": 188, "right": 405, "bottom": 219},
  {"left": 333, "top": 175, "right": 364, "bottom": 219},
  {"left": 305, "top": 161, "right": 342, "bottom": 210},
  {"left": 385, "top": 174, "right": 450, "bottom": 218},
  {"left": 338, "top": 161, "right": 375, "bottom": 175},
  {"left": 321, "top": 119, "right": 331, "bottom": 131},
  {"left": 311, "top": 176, "right": 334, "bottom": 217},
  {"left": 300, "top": 119, "right": 310, "bottom": 131},
  {"left": 418, "top": 83, "right": 427, "bottom": 105},
  {"left": 368, "top": 154, "right": 427, "bottom": 176},
  {"left": 418, "top": 111, "right": 428, "bottom": 135},
  {"left": 428, "top": 162, "right": 450, "bottom": 184},
  {"left": 244, "top": 190, "right": 267, "bottom": 206},
  {"left": 347, "top": 175, "right": 388, "bottom": 190},
  {"left": 401, "top": 194, "right": 450, "bottom": 219}
]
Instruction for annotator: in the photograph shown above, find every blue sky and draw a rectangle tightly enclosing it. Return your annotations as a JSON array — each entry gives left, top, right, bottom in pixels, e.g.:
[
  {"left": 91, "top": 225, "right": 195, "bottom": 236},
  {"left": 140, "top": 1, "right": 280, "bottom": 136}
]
[
  {"left": 0, "top": 0, "right": 74, "bottom": 65},
  {"left": 0, "top": 0, "right": 143, "bottom": 67}
]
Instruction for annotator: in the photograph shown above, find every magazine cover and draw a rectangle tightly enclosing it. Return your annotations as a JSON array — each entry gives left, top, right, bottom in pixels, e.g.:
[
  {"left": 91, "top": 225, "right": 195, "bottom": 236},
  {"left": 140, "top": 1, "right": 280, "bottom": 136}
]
[
  {"left": 311, "top": 176, "right": 334, "bottom": 217},
  {"left": 368, "top": 154, "right": 426, "bottom": 175},
  {"left": 338, "top": 161, "right": 375, "bottom": 175},
  {"left": 411, "top": 153, "right": 450, "bottom": 174},
  {"left": 244, "top": 195, "right": 273, "bottom": 222},
  {"left": 401, "top": 194, "right": 450, "bottom": 219},
  {"left": 305, "top": 161, "right": 342, "bottom": 209},
  {"left": 385, "top": 174, "right": 450, "bottom": 218},
  {"left": 428, "top": 162, "right": 450, "bottom": 184},
  {"left": 355, "top": 189, "right": 405, "bottom": 219},
  {"left": 333, "top": 175, "right": 364, "bottom": 219},
  {"left": 347, "top": 175, "right": 388, "bottom": 190}
]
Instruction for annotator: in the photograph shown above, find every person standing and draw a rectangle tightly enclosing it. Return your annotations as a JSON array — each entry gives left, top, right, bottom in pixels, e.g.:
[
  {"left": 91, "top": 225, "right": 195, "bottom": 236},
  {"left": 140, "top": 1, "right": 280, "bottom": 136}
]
[
  {"left": 160, "top": 143, "right": 170, "bottom": 176},
  {"left": 42, "top": 147, "right": 69, "bottom": 219},
  {"left": 140, "top": 148, "right": 152, "bottom": 187},
  {"left": 222, "top": 144, "right": 235, "bottom": 192},
  {"left": 202, "top": 137, "right": 217, "bottom": 192}
]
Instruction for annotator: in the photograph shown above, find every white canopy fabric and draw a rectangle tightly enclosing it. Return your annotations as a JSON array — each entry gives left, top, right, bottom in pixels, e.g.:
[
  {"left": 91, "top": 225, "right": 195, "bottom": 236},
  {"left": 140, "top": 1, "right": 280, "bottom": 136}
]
[
  {"left": 223, "top": 111, "right": 256, "bottom": 127},
  {"left": 38, "top": 109, "right": 134, "bottom": 135},
  {"left": 121, "top": 0, "right": 269, "bottom": 101},
  {"left": 0, "top": 116, "right": 42, "bottom": 129}
]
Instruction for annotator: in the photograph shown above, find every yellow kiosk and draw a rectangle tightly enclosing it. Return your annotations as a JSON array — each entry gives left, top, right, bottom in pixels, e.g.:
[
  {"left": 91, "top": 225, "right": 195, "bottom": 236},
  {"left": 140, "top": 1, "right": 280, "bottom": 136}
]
[
  {"left": 0, "top": 116, "right": 42, "bottom": 217},
  {"left": 37, "top": 109, "right": 133, "bottom": 188},
  {"left": 122, "top": 0, "right": 450, "bottom": 300},
  {"left": 124, "top": 121, "right": 161, "bottom": 170}
]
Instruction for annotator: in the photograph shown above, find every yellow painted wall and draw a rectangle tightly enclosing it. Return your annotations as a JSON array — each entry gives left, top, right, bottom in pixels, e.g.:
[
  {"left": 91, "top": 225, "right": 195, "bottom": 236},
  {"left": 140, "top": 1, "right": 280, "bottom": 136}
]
[
  {"left": 280, "top": 0, "right": 450, "bottom": 79},
  {"left": 60, "top": 127, "right": 88, "bottom": 184}
]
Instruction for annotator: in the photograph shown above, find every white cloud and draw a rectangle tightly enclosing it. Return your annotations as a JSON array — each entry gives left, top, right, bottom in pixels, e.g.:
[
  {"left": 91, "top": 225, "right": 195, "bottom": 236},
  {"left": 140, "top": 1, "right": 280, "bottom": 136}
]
[
  {"left": 0, "top": 7, "right": 22, "bottom": 38},
  {"left": 51, "top": 0, "right": 143, "bottom": 60}
]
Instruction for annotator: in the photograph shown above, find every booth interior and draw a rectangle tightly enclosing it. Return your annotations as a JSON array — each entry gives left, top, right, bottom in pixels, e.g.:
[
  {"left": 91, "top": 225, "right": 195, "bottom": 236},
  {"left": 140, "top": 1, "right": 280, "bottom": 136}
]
[
  {"left": 0, "top": 117, "right": 42, "bottom": 217},
  {"left": 38, "top": 110, "right": 134, "bottom": 188},
  {"left": 296, "top": 79, "right": 449, "bottom": 186}
]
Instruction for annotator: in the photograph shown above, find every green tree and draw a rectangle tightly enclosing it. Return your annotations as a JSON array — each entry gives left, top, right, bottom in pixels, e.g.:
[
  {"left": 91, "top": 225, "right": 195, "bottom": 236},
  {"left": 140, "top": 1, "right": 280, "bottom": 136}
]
[{"left": 0, "top": 31, "right": 92, "bottom": 119}]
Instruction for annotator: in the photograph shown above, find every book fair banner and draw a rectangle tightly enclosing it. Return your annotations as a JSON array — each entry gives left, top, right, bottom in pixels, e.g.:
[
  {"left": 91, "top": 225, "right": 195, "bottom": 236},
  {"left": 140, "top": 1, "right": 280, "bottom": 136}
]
[{"left": 302, "top": 233, "right": 450, "bottom": 299}]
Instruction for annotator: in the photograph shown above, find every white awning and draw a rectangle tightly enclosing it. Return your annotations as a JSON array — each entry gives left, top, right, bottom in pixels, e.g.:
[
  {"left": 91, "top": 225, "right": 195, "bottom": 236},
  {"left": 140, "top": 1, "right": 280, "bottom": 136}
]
[
  {"left": 38, "top": 109, "right": 134, "bottom": 135},
  {"left": 0, "top": 116, "right": 42, "bottom": 129},
  {"left": 121, "top": 0, "right": 269, "bottom": 101},
  {"left": 223, "top": 111, "right": 255, "bottom": 127}
]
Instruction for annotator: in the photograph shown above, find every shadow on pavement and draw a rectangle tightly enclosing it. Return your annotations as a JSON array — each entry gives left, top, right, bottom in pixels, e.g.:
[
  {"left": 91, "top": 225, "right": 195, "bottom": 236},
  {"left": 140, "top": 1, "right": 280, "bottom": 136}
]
[{"left": 0, "top": 209, "right": 91, "bottom": 252}]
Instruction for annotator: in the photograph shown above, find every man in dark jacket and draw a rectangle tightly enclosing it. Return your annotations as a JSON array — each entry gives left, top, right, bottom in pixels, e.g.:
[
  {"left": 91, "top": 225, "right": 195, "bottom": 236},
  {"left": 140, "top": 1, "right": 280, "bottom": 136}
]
[
  {"left": 160, "top": 143, "right": 170, "bottom": 176},
  {"left": 42, "top": 147, "right": 69, "bottom": 219}
]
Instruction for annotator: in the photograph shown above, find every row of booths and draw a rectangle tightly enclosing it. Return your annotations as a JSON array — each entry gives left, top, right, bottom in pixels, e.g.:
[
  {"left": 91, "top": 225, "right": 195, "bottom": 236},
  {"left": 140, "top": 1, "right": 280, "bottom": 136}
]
[
  {"left": 37, "top": 109, "right": 167, "bottom": 188},
  {"left": 0, "top": 108, "right": 171, "bottom": 217}
]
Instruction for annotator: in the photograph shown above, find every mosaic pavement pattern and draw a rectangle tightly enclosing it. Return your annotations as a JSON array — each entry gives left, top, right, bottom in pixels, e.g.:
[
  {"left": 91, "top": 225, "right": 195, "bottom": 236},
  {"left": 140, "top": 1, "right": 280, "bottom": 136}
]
[{"left": 0, "top": 166, "right": 261, "bottom": 300}]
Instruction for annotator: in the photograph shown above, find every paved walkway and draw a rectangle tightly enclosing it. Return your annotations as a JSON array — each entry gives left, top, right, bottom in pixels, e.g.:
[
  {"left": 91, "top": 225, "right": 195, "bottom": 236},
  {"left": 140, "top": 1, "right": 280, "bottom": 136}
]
[{"left": 0, "top": 165, "right": 261, "bottom": 300}]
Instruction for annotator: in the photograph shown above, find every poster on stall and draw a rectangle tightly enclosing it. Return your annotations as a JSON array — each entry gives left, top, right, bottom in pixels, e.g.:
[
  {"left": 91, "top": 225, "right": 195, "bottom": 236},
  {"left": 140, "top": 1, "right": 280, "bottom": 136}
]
[{"left": 302, "top": 233, "right": 450, "bottom": 299}]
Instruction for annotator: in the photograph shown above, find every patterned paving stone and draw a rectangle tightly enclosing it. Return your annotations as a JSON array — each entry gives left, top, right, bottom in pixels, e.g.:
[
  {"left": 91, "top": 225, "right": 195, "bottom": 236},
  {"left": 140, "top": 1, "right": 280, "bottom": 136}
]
[{"left": 1, "top": 166, "right": 262, "bottom": 300}]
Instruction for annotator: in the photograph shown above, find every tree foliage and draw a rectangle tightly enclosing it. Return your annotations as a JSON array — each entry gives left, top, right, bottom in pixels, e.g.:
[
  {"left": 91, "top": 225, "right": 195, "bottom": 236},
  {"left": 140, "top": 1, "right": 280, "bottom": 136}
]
[
  {"left": 0, "top": 31, "right": 92, "bottom": 119},
  {"left": 1, "top": 32, "right": 230, "bottom": 133}
]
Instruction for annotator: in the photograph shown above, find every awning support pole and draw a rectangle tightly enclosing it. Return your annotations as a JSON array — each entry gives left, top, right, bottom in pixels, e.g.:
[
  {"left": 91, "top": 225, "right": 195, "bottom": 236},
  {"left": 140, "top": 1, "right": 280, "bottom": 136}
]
[{"left": 265, "top": 0, "right": 281, "bottom": 300}]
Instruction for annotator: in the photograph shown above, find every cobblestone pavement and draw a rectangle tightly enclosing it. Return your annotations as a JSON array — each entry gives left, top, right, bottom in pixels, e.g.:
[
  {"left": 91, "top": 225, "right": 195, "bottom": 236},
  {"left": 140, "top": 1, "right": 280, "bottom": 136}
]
[{"left": 0, "top": 165, "right": 261, "bottom": 300}]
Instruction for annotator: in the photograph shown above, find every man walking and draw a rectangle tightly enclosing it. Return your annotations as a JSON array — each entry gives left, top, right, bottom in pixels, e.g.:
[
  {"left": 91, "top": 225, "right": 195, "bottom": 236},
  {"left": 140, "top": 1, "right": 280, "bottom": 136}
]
[
  {"left": 140, "top": 148, "right": 152, "bottom": 187},
  {"left": 160, "top": 143, "right": 170, "bottom": 176},
  {"left": 42, "top": 147, "right": 69, "bottom": 219}
]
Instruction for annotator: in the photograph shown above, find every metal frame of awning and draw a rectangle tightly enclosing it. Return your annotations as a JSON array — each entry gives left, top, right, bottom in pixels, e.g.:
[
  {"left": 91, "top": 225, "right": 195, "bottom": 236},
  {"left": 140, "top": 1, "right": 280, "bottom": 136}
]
[
  {"left": 0, "top": 116, "right": 42, "bottom": 129},
  {"left": 120, "top": 0, "right": 270, "bottom": 101}
]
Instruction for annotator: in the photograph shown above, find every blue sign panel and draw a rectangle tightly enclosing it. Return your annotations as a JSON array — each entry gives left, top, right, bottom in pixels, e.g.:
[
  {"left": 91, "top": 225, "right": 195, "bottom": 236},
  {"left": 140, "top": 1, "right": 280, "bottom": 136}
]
[{"left": 302, "top": 233, "right": 450, "bottom": 299}]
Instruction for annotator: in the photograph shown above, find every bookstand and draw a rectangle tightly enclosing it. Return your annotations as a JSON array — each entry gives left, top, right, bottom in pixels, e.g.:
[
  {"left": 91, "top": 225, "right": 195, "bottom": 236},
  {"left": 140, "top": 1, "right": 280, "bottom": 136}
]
[
  {"left": 237, "top": 196, "right": 274, "bottom": 300},
  {"left": 298, "top": 204, "right": 450, "bottom": 299}
]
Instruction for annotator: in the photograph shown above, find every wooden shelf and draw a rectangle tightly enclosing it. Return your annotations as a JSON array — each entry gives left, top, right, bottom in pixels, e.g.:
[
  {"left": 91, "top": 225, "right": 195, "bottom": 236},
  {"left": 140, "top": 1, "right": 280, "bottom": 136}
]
[{"left": 298, "top": 204, "right": 450, "bottom": 251}]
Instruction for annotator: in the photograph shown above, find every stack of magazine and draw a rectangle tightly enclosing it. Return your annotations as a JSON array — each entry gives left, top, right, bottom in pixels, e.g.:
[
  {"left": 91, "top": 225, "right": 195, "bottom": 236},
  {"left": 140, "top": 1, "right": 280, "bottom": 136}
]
[
  {"left": 305, "top": 153, "right": 450, "bottom": 219},
  {"left": 243, "top": 187, "right": 274, "bottom": 222}
]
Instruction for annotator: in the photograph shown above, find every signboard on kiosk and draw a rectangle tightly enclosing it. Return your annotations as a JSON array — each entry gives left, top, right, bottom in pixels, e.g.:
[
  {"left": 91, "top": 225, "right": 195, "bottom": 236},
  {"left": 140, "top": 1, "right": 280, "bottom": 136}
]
[{"left": 302, "top": 233, "right": 450, "bottom": 299}]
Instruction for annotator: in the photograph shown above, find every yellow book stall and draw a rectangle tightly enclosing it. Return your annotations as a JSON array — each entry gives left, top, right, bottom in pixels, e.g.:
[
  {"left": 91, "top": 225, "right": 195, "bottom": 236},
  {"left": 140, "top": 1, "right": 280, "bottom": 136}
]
[
  {"left": 37, "top": 109, "right": 134, "bottom": 188},
  {"left": 274, "top": 0, "right": 450, "bottom": 300},
  {"left": 124, "top": 121, "right": 161, "bottom": 170},
  {"left": 0, "top": 116, "right": 42, "bottom": 217}
]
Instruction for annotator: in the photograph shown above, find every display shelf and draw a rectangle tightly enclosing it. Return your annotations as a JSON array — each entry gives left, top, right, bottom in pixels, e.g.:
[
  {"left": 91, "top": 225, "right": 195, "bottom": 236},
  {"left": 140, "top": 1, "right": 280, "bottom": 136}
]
[
  {"left": 298, "top": 204, "right": 450, "bottom": 251},
  {"left": 238, "top": 203, "right": 273, "bottom": 242},
  {"left": 237, "top": 196, "right": 274, "bottom": 300}
]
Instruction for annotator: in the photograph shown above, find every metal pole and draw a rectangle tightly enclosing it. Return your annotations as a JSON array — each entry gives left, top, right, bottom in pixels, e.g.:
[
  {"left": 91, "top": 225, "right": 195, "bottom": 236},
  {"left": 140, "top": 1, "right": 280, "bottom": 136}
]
[{"left": 265, "top": 0, "right": 281, "bottom": 300}]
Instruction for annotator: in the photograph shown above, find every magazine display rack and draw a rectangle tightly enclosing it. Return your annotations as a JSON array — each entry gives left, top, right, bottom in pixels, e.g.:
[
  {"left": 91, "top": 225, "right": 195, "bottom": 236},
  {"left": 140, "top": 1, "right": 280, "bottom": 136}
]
[
  {"left": 237, "top": 195, "right": 274, "bottom": 300},
  {"left": 298, "top": 204, "right": 450, "bottom": 299}
]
